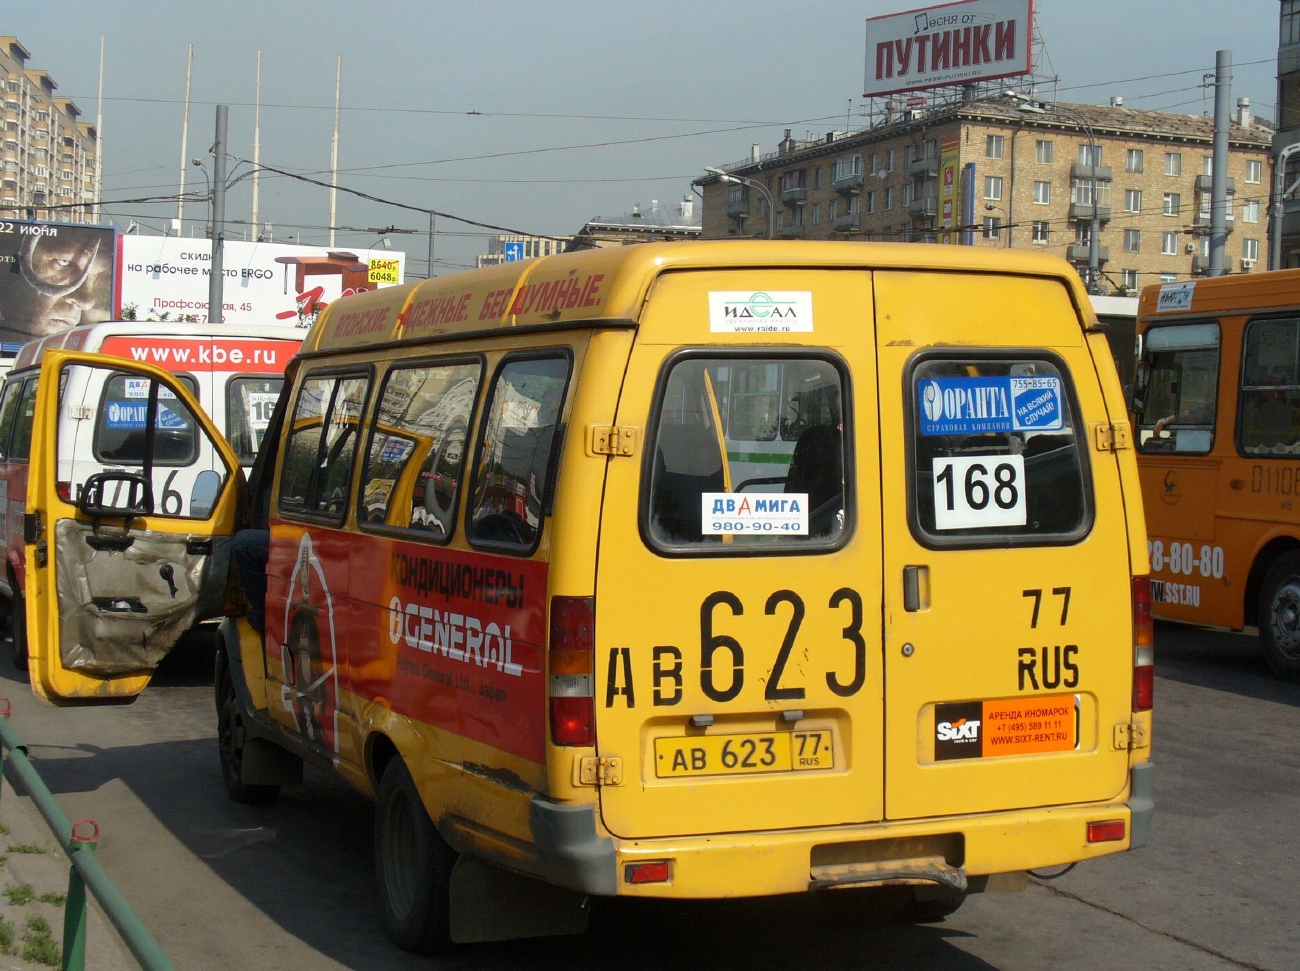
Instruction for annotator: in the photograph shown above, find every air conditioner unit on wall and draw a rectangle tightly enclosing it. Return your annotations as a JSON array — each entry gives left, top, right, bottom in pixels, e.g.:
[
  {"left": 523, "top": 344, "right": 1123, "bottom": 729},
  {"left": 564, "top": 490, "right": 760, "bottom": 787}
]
[
  {"left": 1242, "top": 258, "right": 1255, "bottom": 270},
  {"left": 1185, "top": 242, "right": 1196, "bottom": 254}
]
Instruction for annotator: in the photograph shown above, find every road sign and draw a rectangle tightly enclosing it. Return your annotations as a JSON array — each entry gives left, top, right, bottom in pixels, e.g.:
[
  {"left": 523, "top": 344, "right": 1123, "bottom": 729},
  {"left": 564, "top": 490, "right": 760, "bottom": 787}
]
[{"left": 504, "top": 241, "right": 525, "bottom": 262}]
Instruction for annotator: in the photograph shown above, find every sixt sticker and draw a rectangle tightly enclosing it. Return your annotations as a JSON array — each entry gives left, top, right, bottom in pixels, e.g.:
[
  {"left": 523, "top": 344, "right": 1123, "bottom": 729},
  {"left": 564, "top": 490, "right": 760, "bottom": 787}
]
[{"left": 918, "top": 376, "right": 1063, "bottom": 436}]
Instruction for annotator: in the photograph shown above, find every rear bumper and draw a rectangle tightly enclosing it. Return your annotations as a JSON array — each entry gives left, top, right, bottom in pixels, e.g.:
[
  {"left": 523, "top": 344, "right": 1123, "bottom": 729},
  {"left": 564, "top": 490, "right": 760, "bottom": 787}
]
[{"left": 532, "top": 763, "right": 1154, "bottom": 898}]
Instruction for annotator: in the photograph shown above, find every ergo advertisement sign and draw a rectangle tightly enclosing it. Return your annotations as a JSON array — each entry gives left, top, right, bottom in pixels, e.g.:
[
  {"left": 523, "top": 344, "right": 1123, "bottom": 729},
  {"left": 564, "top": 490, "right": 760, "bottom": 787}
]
[{"left": 864, "top": 0, "right": 1033, "bottom": 98}]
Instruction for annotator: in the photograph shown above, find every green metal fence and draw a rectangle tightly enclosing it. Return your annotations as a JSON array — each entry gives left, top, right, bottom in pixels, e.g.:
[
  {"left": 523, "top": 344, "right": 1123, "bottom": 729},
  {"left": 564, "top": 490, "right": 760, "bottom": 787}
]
[{"left": 0, "top": 700, "right": 175, "bottom": 971}]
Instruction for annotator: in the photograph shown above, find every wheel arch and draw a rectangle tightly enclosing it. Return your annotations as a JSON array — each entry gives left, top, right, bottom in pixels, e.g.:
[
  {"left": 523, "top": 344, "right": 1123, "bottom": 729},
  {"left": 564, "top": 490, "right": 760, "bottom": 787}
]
[
  {"left": 1245, "top": 536, "right": 1300, "bottom": 628},
  {"left": 366, "top": 730, "right": 401, "bottom": 793}
]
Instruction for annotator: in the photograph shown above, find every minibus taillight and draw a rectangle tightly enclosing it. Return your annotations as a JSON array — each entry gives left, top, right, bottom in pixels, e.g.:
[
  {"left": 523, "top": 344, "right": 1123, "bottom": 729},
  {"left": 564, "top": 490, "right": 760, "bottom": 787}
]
[
  {"left": 56, "top": 481, "right": 71, "bottom": 503},
  {"left": 1132, "top": 576, "right": 1153, "bottom": 712},
  {"left": 549, "top": 596, "right": 594, "bottom": 746}
]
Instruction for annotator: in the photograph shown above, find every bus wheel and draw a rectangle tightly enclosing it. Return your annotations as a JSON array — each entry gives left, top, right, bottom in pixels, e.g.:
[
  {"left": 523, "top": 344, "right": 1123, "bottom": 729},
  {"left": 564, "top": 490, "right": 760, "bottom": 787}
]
[
  {"left": 217, "top": 669, "right": 279, "bottom": 805},
  {"left": 1260, "top": 551, "right": 1300, "bottom": 681},
  {"left": 897, "top": 886, "right": 967, "bottom": 923},
  {"left": 375, "top": 758, "right": 456, "bottom": 954},
  {"left": 10, "top": 586, "right": 27, "bottom": 673}
]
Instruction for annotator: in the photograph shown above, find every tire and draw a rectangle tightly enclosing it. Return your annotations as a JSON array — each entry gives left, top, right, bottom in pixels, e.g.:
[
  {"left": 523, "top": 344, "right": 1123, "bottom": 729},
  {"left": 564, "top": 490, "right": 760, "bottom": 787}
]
[
  {"left": 1259, "top": 551, "right": 1300, "bottom": 681},
  {"left": 10, "top": 586, "right": 27, "bottom": 673},
  {"left": 375, "top": 758, "right": 456, "bottom": 954},
  {"left": 217, "top": 668, "right": 279, "bottom": 805},
  {"left": 896, "top": 886, "right": 967, "bottom": 923}
]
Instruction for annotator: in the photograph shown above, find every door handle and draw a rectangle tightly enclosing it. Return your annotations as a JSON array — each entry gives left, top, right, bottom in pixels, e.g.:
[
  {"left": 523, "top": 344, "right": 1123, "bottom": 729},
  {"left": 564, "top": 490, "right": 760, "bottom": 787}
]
[{"left": 903, "top": 565, "right": 930, "bottom": 612}]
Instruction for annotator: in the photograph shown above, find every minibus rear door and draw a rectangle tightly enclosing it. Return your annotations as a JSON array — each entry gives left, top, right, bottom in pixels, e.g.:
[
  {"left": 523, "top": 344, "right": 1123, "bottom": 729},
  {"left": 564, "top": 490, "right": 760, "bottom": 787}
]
[{"left": 24, "top": 350, "right": 243, "bottom": 704}]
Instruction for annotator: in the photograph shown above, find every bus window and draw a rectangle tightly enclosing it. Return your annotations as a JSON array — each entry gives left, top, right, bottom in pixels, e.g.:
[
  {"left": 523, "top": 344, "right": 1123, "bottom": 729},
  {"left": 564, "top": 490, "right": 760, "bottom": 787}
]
[
  {"left": 1240, "top": 318, "right": 1300, "bottom": 455},
  {"left": 279, "top": 373, "right": 369, "bottom": 521},
  {"left": 9, "top": 378, "right": 39, "bottom": 463},
  {"left": 0, "top": 380, "right": 21, "bottom": 461},
  {"left": 1134, "top": 322, "right": 1219, "bottom": 455},
  {"left": 94, "top": 373, "right": 200, "bottom": 466},
  {"left": 228, "top": 377, "right": 285, "bottom": 466}
]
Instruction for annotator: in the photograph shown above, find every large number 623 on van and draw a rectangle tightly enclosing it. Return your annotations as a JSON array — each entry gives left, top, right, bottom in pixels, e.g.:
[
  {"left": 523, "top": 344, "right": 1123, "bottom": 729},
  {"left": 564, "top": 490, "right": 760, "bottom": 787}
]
[{"left": 17, "top": 242, "right": 1152, "bottom": 952}]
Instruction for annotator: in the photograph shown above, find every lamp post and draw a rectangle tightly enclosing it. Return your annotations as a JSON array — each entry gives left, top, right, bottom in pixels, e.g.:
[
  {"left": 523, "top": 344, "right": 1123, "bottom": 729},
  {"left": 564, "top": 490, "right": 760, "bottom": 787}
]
[
  {"left": 1007, "top": 92, "right": 1101, "bottom": 292},
  {"left": 704, "top": 166, "right": 776, "bottom": 239},
  {"left": 984, "top": 202, "right": 1010, "bottom": 247}
]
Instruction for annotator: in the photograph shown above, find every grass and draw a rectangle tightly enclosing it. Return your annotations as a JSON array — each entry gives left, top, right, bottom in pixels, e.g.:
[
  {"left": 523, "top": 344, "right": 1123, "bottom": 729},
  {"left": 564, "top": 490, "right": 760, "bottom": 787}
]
[
  {"left": 0, "top": 914, "right": 12, "bottom": 954},
  {"left": 2, "top": 883, "right": 32, "bottom": 906},
  {"left": 36, "top": 892, "right": 64, "bottom": 906},
  {"left": 0, "top": 823, "right": 11, "bottom": 836},
  {"left": 22, "top": 914, "right": 59, "bottom": 967},
  {"left": 5, "top": 844, "right": 47, "bottom": 855}
]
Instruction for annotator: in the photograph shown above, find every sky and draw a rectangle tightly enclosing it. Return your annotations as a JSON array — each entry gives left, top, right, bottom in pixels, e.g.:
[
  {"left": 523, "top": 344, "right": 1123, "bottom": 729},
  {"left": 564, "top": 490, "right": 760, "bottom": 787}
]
[{"left": 1, "top": 0, "right": 1285, "bottom": 274}]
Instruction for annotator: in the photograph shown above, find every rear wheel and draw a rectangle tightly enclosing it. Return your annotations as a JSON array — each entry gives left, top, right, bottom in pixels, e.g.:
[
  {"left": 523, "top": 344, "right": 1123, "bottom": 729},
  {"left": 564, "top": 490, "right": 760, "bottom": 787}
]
[
  {"left": 217, "top": 669, "right": 279, "bottom": 805},
  {"left": 896, "top": 886, "right": 967, "bottom": 923},
  {"left": 10, "top": 585, "right": 27, "bottom": 673},
  {"left": 375, "top": 758, "right": 456, "bottom": 954},
  {"left": 1259, "top": 551, "right": 1300, "bottom": 681}
]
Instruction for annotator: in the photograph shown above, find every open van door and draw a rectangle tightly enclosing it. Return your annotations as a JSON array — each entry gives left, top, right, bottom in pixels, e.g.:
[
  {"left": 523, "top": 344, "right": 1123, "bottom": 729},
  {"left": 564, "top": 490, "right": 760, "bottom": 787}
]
[{"left": 25, "top": 350, "right": 243, "bottom": 704}]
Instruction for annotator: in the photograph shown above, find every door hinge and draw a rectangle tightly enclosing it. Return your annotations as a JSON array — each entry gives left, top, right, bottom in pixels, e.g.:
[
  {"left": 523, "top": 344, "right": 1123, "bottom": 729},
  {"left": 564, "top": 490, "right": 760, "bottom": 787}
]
[
  {"left": 576, "top": 756, "right": 624, "bottom": 786},
  {"left": 587, "top": 424, "right": 638, "bottom": 457},
  {"left": 1113, "top": 721, "right": 1149, "bottom": 751},
  {"left": 1093, "top": 420, "right": 1132, "bottom": 452}
]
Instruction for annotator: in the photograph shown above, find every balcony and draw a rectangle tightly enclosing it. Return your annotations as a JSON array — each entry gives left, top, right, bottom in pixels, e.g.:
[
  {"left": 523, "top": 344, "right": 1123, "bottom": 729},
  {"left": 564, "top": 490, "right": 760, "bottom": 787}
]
[
  {"left": 909, "top": 156, "right": 939, "bottom": 178},
  {"left": 1192, "top": 254, "right": 1235, "bottom": 274},
  {"left": 1194, "top": 210, "right": 1235, "bottom": 233},
  {"left": 781, "top": 185, "right": 807, "bottom": 206},
  {"left": 777, "top": 223, "right": 806, "bottom": 239},
  {"left": 908, "top": 196, "right": 937, "bottom": 216},
  {"left": 1067, "top": 243, "right": 1110, "bottom": 263},
  {"left": 726, "top": 197, "right": 749, "bottom": 219},
  {"left": 1068, "top": 202, "right": 1113, "bottom": 223},
  {"left": 833, "top": 170, "right": 864, "bottom": 194},
  {"left": 1070, "top": 163, "right": 1113, "bottom": 183},
  {"left": 832, "top": 213, "right": 861, "bottom": 233},
  {"left": 1195, "top": 175, "right": 1236, "bottom": 194}
]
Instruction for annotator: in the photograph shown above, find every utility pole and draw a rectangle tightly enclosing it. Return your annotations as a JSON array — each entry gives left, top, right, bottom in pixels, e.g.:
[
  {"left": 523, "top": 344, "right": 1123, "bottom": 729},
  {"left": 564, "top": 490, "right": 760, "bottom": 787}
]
[
  {"left": 208, "top": 105, "right": 227, "bottom": 324},
  {"left": 329, "top": 56, "right": 341, "bottom": 248},
  {"left": 176, "top": 44, "right": 193, "bottom": 236},
  {"left": 427, "top": 212, "right": 436, "bottom": 279},
  {"left": 251, "top": 50, "right": 261, "bottom": 240},
  {"left": 1208, "top": 50, "right": 1231, "bottom": 276}
]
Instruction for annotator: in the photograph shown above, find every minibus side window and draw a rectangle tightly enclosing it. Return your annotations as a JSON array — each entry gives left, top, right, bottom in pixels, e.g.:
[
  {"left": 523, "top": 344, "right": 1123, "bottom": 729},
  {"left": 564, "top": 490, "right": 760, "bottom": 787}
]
[
  {"left": 646, "top": 354, "right": 849, "bottom": 551},
  {"left": 1239, "top": 318, "right": 1300, "bottom": 456},
  {"left": 227, "top": 376, "right": 285, "bottom": 466},
  {"left": 1134, "top": 322, "right": 1219, "bottom": 455},
  {"left": 360, "top": 360, "right": 482, "bottom": 539},
  {"left": 278, "top": 372, "right": 370, "bottom": 521},
  {"left": 93, "top": 374, "right": 200, "bottom": 467},
  {"left": 9, "top": 378, "right": 39, "bottom": 463},
  {"left": 467, "top": 355, "right": 571, "bottom": 552},
  {"left": 911, "top": 356, "right": 1091, "bottom": 545},
  {"left": 0, "top": 380, "right": 21, "bottom": 461}
]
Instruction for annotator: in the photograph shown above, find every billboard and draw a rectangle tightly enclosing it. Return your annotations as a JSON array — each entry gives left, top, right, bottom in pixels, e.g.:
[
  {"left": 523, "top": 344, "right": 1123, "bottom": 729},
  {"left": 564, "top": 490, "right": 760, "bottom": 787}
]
[
  {"left": 119, "top": 237, "right": 406, "bottom": 327},
  {"left": 865, "top": 0, "right": 1033, "bottom": 98},
  {"left": 0, "top": 220, "right": 118, "bottom": 341}
]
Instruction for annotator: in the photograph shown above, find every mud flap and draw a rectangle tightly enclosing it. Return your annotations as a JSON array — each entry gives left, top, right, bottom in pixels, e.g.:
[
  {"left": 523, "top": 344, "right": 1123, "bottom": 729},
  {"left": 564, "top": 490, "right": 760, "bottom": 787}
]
[{"left": 449, "top": 857, "right": 589, "bottom": 944}]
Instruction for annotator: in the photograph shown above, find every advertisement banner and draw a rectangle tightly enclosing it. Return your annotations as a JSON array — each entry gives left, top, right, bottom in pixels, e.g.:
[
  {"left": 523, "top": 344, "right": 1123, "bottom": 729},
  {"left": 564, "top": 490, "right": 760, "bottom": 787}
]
[
  {"left": 0, "top": 220, "right": 118, "bottom": 341},
  {"left": 864, "top": 0, "right": 1033, "bottom": 98},
  {"left": 939, "top": 134, "right": 960, "bottom": 244},
  {"left": 119, "top": 237, "right": 406, "bottom": 327}
]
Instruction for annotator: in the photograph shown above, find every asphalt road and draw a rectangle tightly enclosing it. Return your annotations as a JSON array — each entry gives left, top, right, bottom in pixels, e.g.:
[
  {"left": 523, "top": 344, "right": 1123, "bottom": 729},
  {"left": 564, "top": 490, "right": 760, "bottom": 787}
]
[{"left": 0, "top": 622, "right": 1295, "bottom": 971}]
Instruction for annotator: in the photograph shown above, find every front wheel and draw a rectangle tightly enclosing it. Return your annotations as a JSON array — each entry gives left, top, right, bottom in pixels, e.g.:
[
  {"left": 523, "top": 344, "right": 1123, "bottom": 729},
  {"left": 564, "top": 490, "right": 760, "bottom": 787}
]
[
  {"left": 1259, "top": 551, "right": 1300, "bottom": 681},
  {"left": 375, "top": 758, "right": 456, "bottom": 954},
  {"left": 217, "top": 669, "right": 279, "bottom": 805}
]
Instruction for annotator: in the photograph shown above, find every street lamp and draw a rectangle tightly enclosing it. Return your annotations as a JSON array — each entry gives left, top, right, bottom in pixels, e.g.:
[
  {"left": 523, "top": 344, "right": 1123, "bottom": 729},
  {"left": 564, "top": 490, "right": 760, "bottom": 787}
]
[
  {"left": 1007, "top": 91, "right": 1101, "bottom": 293},
  {"left": 704, "top": 166, "right": 776, "bottom": 239},
  {"left": 984, "top": 202, "right": 1010, "bottom": 248}
]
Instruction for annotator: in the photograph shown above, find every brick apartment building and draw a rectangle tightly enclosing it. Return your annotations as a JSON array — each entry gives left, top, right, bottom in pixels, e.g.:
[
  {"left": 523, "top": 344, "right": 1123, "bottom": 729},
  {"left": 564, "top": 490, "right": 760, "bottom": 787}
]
[
  {"left": 0, "top": 36, "right": 99, "bottom": 224},
  {"left": 697, "top": 95, "right": 1273, "bottom": 292}
]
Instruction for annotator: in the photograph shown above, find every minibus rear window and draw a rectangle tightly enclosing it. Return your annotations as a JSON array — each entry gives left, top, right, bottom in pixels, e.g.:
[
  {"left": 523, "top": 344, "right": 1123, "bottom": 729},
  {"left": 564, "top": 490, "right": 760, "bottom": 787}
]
[
  {"left": 910, "top": 355, "right": 1091, "bottom": 546},
  {"left": 93, "top": 373, "right": 200, "bottom": 467},
  {"left": 0, "top": 380, "right": 21, "bottom": 461},
  {"left": 645, "top": 354, "right": 850, "bottom": 552}
]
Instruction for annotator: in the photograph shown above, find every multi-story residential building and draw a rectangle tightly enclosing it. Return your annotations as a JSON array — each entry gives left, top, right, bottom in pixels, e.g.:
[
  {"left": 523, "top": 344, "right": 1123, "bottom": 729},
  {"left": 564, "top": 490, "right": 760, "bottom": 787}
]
[
  {"left": 698, "top": 96, "right": 1272, "bottom": 292},
  {"left": 475, "top": 234, "right": 566, "bottom": 268},
  {"left": 0, "top": 37, "right": 99, "bottom": 225},
  {"left": 1276, "top": 0, "right": 1300, "bottom": 266},
  {"left": 568, "top": 196, "right": 701, "bottom": 250}
]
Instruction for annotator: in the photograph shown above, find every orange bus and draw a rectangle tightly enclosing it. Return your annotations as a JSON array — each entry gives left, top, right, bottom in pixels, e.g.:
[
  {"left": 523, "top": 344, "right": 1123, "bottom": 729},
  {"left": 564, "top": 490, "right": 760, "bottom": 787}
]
[{"left": 1134, "top": 270, "right": 1300, "bottom": 679}]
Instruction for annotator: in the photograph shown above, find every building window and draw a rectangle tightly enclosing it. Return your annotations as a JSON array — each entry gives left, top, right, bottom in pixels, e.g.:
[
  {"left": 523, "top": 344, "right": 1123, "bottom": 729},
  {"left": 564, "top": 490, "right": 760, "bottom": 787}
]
[
  {"left": 1125, "top": 189, "right": 1142, "bottom": 213},
  {"left": 1034, "top": 180, "right": 1051, "bottom": 204},
  {"left": 986, "top": 134, "right": 1005, "bottom": 159},
  {"left": 1078, "top": 144, "right": 1101, "bottom": 166},
  {"left": 985, "top": 176, "right": 1003, "bottom": 200},
  {"left": 886, "top": 149, "right": 895, "bottom": 173},
  {"left": 1162, "top": 231, "right": 1178, "bottom": 255},
  {"left": 884, "top": 187, "right": 894, "bottom": 209},
  {"left": 1242, "top": 199, "right": 1260, "bottom": 223},
  {"left": 867, "top": 153, "right": 877, "bottom": 176},
  {"left": 1032, "top": 221, "right": 1050, "bottom": 244},
  {"left": 1202, "top": 156, "right": 1214, "bottom": 177},
  {"left": 859, "top": 191, "right": 872, "bottom": 215},
  {"left": 1165, "top": 152, "right": 1182, "bottom": 176},
  {"left": 776, "top": 211, "right": 785, "bottom": 231},
  {"left": 1163, "top": 192, "right": 1181, "bottom": 216},
  {"left": 1127, "top": 149, "right": 1144, "bottom": 173},
  {"left": 1035, "top": 139, "right": 1053, "bottom": 164},
  {"left": 1285, "top": 0, "right": 1300, "bottom": 44},
  {"left": 924, "top": 138, "right": 938, "bottom": 159},
  {"left": 983, "top": 216, "right": 1002, "bottom": 240},
  {"left": 1075, "top": 223, "right": 1093, "bottom": 245},
  {"left": 833, "top": 155, "right": 861, "bottom": 181},
  {"left": 1124, "top": 229, "right": 1141, "bottom": 252},
  {"left": 1122, "top": 270, "right": 1139, "bottom": 291},
  {"left": 1246, "top": 159, "right": 1262, "bottom": 183},
  {"left": 830, "top": 199, "right": 840, "bottom": 220},
  {"left": 811, "top": 202, "right": 820, "bottom": 224},
  {"left": 1244, "top": 238, "right": 1260, "bottom": 261}
]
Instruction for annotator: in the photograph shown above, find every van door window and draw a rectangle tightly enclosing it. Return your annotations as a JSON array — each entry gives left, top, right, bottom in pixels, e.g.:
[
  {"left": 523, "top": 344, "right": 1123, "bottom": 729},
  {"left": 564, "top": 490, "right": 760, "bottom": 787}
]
[
  {"left": 94, "top": 373, "right": 200, "bottom": 466},
  {"left": 278, "top": 372, "right": 370, "bottom": 521},
  {"left": 227, "top": 376, "right": 285, "bottom": 466},
  {"left": 646, "top": 354, "right": 849, "bottom": 550},
  {"left": 467, "top": 355, "right": 570, "bottom": 552},
  {"left": 360, "top": 359, "right": 482, "bottom": 538},
  {"left": 0, "top": 380, "right": 21, "bottom": 460},
  {"left": 911, "top": 355, "right": 1091, "bottom": 546},
  {"left": 1239, "top": 318, "right": 1300, "bottom": 455},
  {"left": 1134, "top": 322, "right": 1220, "bottom": 455},
  {"left": 9, "top": 377, "right": 39, "bottom": 462}
]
